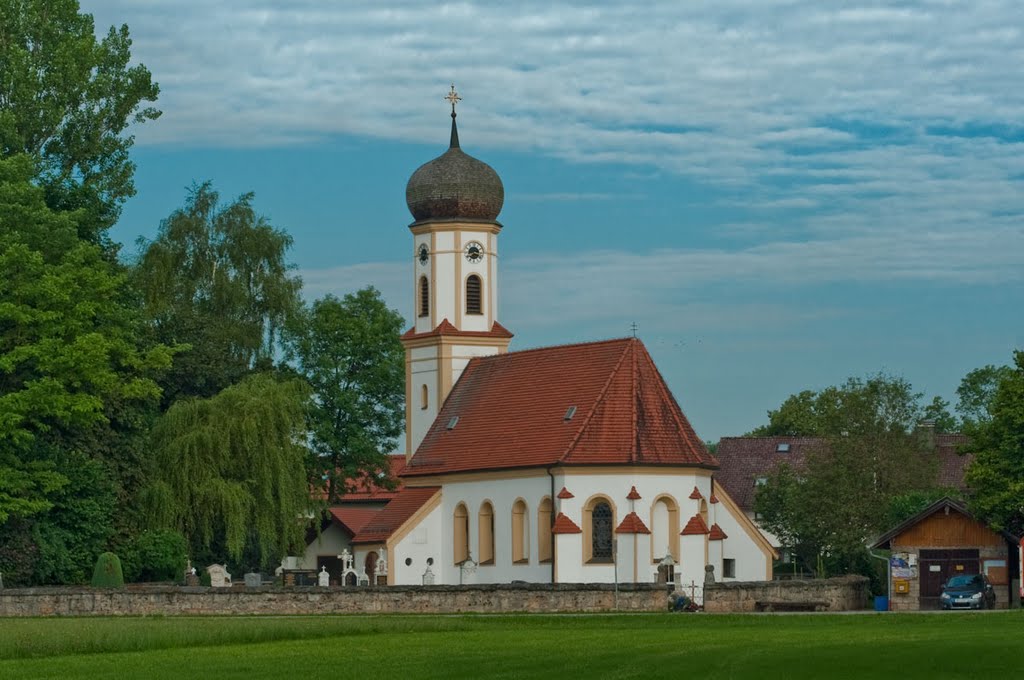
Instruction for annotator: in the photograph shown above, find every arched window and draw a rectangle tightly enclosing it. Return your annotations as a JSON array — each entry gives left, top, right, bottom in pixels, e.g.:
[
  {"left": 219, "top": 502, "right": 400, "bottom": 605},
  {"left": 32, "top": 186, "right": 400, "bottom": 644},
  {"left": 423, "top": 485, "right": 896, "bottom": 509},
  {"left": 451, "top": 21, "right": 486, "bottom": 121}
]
[
  {"left": 651, "top": 496, "right": 680, "bottom": 563},
  {"left": 453, "top": 503, "right": 469, "bottom": 564},
  {"left": 537, "top": 497, "right": 553, "bottom": 564},
  {"left": 420, "top": 384, "right": 428, "bottom": 410},
  {"left": 418, "top": 276, "right": 429, "bottom": 318},
  {"left": 583, "top": 496, "right": 616, "bottom": 564},
  {"left": 465, "top": 274, "right": 482, "bottom": 315},
  {"left": 479, "top": 501, "right": 495, "bottom": 565},
  {"left": 512, "top": 499, "right": 529, "bottom": 564},
  {"left": 699, "top": 499, "right": 708, "bottom": 525}
]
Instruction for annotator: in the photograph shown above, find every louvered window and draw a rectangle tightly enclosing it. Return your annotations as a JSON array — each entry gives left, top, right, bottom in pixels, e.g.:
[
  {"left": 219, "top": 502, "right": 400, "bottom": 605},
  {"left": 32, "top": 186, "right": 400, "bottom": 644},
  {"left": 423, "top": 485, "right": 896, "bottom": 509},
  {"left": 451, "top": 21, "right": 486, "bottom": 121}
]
[
  {"left": 418, "top": 276, "right": 429, "bottom": 318},
  {"left": 465, "top": 275, "right": 482, "bottom": 315}
]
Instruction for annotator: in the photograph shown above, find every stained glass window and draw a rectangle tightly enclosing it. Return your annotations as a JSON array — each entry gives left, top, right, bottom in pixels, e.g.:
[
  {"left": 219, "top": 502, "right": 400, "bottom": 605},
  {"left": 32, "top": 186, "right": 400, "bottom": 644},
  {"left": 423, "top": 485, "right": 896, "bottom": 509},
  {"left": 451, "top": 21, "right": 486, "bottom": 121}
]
[{"left": 592, "top": 502, "right": 613, "bottom": 562}]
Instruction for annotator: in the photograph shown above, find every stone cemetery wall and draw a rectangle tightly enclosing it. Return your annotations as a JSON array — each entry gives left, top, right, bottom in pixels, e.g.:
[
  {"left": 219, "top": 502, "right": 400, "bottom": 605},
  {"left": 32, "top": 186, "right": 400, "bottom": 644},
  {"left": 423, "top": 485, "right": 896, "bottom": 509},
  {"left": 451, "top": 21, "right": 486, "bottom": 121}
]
[
  {"left": 0, "top": 583, "right": 668, "bottom": 617},
  {"left": 703, "top": 575, "right": 871, "bottom": 612}
]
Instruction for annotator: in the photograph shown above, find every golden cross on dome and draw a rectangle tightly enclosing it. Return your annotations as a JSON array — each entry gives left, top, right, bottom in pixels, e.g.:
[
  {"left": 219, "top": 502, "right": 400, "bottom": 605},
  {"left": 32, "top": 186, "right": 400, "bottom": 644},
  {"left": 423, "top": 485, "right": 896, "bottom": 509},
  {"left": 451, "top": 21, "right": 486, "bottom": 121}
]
[{"left": 445, "top": 84, "right": 462, "bottom": 114}]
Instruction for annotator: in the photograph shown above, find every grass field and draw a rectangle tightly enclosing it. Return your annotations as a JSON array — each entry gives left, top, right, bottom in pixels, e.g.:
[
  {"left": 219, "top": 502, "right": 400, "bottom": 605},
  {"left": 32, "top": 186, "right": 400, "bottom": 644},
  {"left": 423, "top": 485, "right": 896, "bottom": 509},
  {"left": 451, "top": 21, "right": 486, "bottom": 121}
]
[{"left": 1, "top": 611, "right": 1021, "bottom": 679}]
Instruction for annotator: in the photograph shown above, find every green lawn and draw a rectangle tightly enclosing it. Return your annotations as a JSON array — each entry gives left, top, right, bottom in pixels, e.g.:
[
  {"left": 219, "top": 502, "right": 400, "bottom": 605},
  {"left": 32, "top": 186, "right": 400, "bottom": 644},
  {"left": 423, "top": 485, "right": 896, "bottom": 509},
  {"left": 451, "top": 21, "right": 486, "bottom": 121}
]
[{"left": 1, "top": 612, "right": 1020, "bottom": 679}]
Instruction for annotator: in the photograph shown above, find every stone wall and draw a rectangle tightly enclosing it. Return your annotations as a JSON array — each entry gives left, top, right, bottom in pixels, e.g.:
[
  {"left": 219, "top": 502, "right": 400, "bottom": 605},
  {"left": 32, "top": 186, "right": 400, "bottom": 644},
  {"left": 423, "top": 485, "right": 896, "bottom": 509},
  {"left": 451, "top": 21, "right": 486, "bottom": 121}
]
[
  {"left": 0, "top": 583, "right": 668, "bottom": 617},
  {"left": 703, "top": 575, "right": 870, "bottom": 613}
]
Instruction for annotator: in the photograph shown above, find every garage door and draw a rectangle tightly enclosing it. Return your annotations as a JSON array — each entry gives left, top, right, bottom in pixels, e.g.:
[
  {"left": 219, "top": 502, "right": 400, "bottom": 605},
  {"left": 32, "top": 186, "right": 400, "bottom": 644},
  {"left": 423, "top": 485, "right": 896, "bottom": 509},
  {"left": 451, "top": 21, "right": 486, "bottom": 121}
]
[{"left": 919, "top": 549, "right": 980, "bottom": 609}]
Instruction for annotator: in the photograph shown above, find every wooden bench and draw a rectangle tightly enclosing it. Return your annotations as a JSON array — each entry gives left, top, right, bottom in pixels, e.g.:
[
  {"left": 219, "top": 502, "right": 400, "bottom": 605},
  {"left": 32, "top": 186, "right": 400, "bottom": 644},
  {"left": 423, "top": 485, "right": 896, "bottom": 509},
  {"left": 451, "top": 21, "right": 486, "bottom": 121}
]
[{"left": 755, "top": 600, "right": 829, "bottom": 612}]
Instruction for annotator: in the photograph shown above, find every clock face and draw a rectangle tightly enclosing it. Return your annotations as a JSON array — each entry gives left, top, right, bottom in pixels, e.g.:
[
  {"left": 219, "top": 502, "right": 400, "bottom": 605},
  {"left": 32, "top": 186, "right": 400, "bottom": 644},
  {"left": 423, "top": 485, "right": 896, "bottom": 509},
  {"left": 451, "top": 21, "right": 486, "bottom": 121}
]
[
  {"left": 417, "top": 244, "right": 429, "bottom": 265},
  {"left": 464, "top": 241, "right": 484, "bottom": 263}
]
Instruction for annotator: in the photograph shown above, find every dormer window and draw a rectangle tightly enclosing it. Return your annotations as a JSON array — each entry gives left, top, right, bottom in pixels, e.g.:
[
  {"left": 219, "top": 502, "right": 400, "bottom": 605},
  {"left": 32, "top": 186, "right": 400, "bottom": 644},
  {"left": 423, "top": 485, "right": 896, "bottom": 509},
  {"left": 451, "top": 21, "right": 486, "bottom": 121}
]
[{"left": 776, "top": 443, "right": 790, "bottom": 453}]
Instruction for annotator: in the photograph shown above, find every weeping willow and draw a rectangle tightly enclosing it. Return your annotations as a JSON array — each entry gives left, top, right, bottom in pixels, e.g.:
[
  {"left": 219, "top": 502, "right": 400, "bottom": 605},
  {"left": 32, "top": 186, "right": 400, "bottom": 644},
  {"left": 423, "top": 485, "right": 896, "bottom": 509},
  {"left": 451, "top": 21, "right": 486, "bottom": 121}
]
[{"left": 144, "top": 375, "right": 311, "bottom": 566}]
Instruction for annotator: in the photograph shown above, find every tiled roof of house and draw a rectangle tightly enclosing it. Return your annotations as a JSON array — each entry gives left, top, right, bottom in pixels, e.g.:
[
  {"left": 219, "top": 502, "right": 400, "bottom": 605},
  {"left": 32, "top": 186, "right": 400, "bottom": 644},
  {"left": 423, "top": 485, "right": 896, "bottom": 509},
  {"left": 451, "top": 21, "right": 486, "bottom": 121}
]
[
  {"left": 615, "top": 511, "right": 651, "bottom": 534},
  {"left": 403, "top": 338, "right": 715, "bottom": 476},
  {"left": 401, "top": 319, "right": 514, "bottom": 342},
  {"left": 715, "top": 434, "right": 974, "bottom": 513},
  {"left": 708, "top": 523, "right": 728, "bottom": 541},
  {"left": 350, "top": 486, "right": 440, "bottom": 544},
  {"left": 316, "top": 456, "right": 407, "bottom": 503},
  {"left": 681, "top": 514, "right": 710, "bottom": 535},
  {"left": 552, "top": 512, "right": 583, "bottom": 534},
  {"left": 714, "top": 436, "right": 820, "bottom": 511},
  {"left": 327, "top": 507, "right": 382, "bottom": 537}
]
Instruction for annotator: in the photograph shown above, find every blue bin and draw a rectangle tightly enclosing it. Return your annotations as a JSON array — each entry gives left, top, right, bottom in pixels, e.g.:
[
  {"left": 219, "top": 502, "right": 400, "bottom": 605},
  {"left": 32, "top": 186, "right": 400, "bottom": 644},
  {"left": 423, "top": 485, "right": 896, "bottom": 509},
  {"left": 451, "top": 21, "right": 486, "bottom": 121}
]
[{"left": 874, "top": 596, "right": 889, "bottom": 612}]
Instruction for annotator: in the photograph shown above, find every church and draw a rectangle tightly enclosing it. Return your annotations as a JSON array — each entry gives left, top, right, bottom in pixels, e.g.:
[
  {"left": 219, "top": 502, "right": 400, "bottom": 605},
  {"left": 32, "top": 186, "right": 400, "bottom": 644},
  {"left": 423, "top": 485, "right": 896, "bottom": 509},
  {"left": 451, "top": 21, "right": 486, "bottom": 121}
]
[{"left": 318, "top": 89, "right": 775, "bottom": 588}]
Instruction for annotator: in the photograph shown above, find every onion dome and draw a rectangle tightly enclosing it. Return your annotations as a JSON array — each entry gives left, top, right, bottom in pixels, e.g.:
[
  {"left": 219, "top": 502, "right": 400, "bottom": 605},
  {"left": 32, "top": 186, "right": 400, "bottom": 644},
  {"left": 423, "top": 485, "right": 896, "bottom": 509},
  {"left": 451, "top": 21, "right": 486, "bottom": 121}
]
[{"left": 406, "top": 97, "right": 504, "bottom": 223}]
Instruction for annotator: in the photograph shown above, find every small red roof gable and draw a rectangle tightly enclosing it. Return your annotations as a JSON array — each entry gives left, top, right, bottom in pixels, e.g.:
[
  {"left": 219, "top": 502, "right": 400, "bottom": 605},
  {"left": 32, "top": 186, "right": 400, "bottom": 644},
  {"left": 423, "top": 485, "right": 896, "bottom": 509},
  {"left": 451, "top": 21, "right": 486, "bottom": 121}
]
[
  {"left": 708, "top": 523, "right": 728, "bottom": 540},
  {"left": 401, "top": 319, "right": 514, "bottom": 342},
  {"left": 556, "top": 487, "right": 575, "bottom": 500},
  {"left": 626, "top": 486, "right": 642, "bottom": 500},
  {"left": 350, "top": 487, "right": 439, "bottom": 544},
  {"left": 681, "top": 514, "right": 710, "bottom": 535},
  {"left": 552, "top": 512, "right": 582, "bottom": 534},
  {"left": 688, "top": 486, "right": 704, "bottom": 500},
  {"left": 615, "top": 511, "right": 651, "bottom": 534},
  {"left": 709, "top": 493, "right": 719, "bottom": 504},
  {"left": 404, "top": 338, "right": 716, "bottom": 476}
]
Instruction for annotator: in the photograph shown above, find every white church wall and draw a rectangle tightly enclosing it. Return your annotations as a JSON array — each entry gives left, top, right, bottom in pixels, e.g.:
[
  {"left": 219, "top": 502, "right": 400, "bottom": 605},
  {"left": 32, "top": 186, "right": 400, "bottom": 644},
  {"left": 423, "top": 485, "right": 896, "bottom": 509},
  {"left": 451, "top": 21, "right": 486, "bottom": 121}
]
[
  {"left": 408, "top": 353, "right": 439, "bottom": 455},
  {"left": 391, "top": 500, "right": 444, "bottom": 585},
  {"left": 458, "top": 229, "right": 492, "bottom": 332},
  {"left": 413, "top": 232, "right": 432, "bottom": 333},
  {"left": 433, "top": 231, "right": 456, "bottom": 325},
  {"left": 709, "top": 497, "right": 771, "bottom": 582},
  {"left": 439, "top": 476, "right": 554, "bottom": 585}
]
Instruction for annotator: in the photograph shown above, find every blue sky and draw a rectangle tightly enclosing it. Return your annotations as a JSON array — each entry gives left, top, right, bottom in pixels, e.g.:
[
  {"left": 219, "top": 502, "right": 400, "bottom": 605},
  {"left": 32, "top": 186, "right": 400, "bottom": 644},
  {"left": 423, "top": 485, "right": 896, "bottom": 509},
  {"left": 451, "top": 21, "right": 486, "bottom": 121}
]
[{"left": 90, "top": 1, "right": 1023, "bottom": 441}]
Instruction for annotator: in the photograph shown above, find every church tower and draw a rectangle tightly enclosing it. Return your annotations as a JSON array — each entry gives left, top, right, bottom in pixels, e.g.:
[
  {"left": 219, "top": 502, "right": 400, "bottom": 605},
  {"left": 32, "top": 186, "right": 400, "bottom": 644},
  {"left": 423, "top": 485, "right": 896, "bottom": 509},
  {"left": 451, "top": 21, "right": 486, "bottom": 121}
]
[{"left": 401, "top": 86, "right": 513, "bottom": 459}]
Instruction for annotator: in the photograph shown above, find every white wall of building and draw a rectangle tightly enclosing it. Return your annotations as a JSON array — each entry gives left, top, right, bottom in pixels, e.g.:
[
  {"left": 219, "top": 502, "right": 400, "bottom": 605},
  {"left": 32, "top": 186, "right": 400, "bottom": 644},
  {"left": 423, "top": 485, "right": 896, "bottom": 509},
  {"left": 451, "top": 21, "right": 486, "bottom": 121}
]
[{"left": 390, "top": 501, "right": 445, "bottom": 585}]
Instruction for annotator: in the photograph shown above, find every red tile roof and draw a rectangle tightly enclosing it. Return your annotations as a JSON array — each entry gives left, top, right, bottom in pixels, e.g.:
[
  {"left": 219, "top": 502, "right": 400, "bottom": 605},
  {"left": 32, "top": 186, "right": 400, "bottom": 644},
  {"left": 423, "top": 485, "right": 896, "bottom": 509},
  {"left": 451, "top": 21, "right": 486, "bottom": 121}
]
[
  {"left": 327, "top": 507, "right": 381, "bottom": 536},
  {"left": 615, "top": 511, "right": 651, "bottom": 534},
  {"left": 715, "top": 434, "right": 973, "bottom": 512},
  {"left": 318, "top": 456, "right": 407, "bottom": 502},
  {"left": 401, "top": 319, "right": 514, "bottom": 341},
  {"left": 626, "top": 486, "right": 642, "bottom": 500},
  {"left": 350, "top": 486, "right": 440, "bottom": 544},
  {"left": 688, "top": 486, "right": 704, "bottom": 500},
  {"left": 708, "top": 523, "right": 728, "bottom": 541},
  {"left": 552, "top": 512, "right": 582, "bottom": 534},
  {"left": 681, "top": 514, "right": 710, "bottom": 535},
  {"left": 403, "top": 338, "right": 716, "bottom": 476},
  {"left": 557, "top": 487, "right": 575, "bottom": 500}
]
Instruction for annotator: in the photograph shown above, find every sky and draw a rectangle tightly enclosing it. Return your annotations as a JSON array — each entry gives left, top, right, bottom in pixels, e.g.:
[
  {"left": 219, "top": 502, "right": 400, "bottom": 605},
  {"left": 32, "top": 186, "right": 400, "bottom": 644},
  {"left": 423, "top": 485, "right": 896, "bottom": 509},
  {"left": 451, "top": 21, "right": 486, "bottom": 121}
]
[{"left": 88, "top": 1, "right": 1023, "bottom": 441}]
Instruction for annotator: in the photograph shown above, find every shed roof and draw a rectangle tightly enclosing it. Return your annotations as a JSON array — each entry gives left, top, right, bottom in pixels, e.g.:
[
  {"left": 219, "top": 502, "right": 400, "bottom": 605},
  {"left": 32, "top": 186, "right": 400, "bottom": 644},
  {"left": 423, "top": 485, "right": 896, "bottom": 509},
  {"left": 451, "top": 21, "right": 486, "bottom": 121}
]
[{"left": 870, "top": 496, "right": 1020, "bottom": 549}]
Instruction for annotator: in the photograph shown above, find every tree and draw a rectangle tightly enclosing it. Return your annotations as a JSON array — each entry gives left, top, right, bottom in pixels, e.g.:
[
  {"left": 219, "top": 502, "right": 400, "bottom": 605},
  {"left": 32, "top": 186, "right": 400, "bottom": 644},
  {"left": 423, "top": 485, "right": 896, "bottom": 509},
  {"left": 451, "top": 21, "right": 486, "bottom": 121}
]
[
  {"left": 957, "top": 364, "right": 1013, "bottom": 428},
  {"left": 0, "top": 155, "right": 170, "bottom": 531},
  {"left": 752, "top": 373, "right": 943, "bottom": 579},
  {"left": 963, "top": 351, "right": 1024, "bottom": 537},
  {"left": 143, "top": 374, "right": 311, "bottom": 567},
  {"left": 285, "top": 289, "right": 405, "bottom": 503},
  {"left": 133, "top": 182, "right": 302, "bottom": 403},
  {"left": 0, "top": 0, "right": 160, "bottom": 244}
]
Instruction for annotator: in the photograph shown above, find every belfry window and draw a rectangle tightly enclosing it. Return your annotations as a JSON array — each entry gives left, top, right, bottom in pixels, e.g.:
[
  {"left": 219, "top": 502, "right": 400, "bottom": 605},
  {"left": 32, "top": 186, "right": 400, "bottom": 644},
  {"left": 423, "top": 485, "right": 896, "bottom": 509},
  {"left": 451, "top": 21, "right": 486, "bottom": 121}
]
[
  {"left": 465, "top": 275, "right": 482, "bottom": 315},
  {"left": 418, "top": 276, "right": 429, "bottom": 318}
]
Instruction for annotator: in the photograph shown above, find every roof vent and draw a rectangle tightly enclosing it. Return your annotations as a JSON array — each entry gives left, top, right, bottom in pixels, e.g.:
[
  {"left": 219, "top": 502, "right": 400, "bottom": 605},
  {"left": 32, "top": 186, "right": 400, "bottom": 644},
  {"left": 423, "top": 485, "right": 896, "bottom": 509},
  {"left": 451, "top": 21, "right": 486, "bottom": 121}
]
[
  {"left": 564, "top": 406, "right": 577, "bottom": 421},
  {"left": 446, "top": 416, "right": 460, "bottom": 430},
  {"left": 776, "top": 443, "right": 790, "bottom": 453}
]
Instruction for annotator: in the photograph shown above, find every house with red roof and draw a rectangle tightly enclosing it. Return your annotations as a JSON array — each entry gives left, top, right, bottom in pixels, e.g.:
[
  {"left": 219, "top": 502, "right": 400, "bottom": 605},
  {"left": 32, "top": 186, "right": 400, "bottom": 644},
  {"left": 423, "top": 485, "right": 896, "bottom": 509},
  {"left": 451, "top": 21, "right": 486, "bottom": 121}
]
[{"left": 337, "top": 99, "right": 776, "bottom": 588}]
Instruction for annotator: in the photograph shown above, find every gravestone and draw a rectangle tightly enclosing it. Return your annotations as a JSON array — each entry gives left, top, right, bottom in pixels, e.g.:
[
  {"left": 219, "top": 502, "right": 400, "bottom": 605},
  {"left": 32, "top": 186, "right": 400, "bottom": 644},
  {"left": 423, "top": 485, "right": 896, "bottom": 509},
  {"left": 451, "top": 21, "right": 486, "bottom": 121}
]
[
  {"left": 704, "top": 564, "right": 716, "bottom": 585},
  {"left": 244, "top": 572, "right": 262, "bottom": 588},
  {"left": 422, "top": 565, "right": 435, "bottom": 585},
  {"left": 318, "top": 566, "right": 330, "bottom": 587},
  {"left": 206, "top": 564, "right": 232, "bottom": 588}
]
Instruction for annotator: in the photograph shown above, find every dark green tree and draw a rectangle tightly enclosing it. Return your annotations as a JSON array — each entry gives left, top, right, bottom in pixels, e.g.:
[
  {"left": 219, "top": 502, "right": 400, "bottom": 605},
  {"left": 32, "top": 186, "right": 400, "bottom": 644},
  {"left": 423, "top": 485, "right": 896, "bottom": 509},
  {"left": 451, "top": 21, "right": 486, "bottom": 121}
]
[
  {"left": 0, "top": 0, "right": 160, "bottom": 244},
  {"left": 143, "top": 374, "right": 311, "bottom": 567},
  {"left": 286, "top": 289, "right": 405, "bottom": 503},
  {"left": 134, "top": 182, "right": 302, "bottom": 403},
  {"left": 957, "top": 364, "right": 1013, "bottom": 428},
  {"left": 0, "top": 155, "right": 170, "bottom": 538},
  {"left": 963, "top": 351, "right": 1024, "bottom": 537}
]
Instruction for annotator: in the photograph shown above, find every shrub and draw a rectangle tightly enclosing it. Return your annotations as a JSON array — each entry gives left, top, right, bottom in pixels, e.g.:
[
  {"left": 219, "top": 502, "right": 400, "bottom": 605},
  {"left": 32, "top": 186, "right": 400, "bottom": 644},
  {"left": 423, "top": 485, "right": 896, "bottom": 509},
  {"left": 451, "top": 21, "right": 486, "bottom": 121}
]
[
  {"left": 91, "top": 552, "right": 124, "bottom": 588},
  {"left": 121, "top": 530, "right": 188, "bottom": 583}
]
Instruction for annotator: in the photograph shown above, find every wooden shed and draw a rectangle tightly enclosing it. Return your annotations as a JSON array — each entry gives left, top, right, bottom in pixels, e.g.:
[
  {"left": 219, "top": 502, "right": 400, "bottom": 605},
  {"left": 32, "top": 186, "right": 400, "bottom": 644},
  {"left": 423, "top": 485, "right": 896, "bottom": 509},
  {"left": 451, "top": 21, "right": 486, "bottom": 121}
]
[{"left": 872, "top": 497, "right": 1020, "bottom": 611}]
